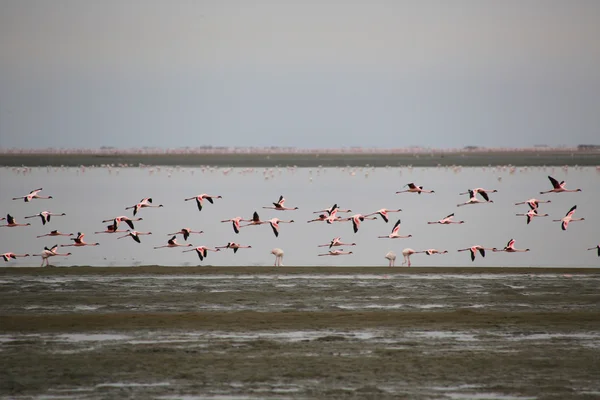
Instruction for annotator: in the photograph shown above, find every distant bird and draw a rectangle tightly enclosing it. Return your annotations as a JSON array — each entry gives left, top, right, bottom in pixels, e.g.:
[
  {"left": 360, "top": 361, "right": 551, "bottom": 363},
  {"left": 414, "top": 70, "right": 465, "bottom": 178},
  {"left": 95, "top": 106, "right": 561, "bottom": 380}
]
[
  {"left": 2, "top": 252, "right": 29, "bottom": 262},
  {"left": 493, "top": 239, "right": 530, "bottom": 253},
  {"left": 167, "top": 228, "right": 204, "bottom": 241},
  {"left": 587, "top": 245, "right": 600, "bottom": 257},
  {"left": 60, "top": 232, "right": 99, "bottom": 247},
  {"left": 184, "top": 194, "right": 222, "bottom": 211},
  {"left": 318, "top": 237, "right": 356, "bottom": 248},
  {"left": 240, "top": 211, "right": 268, "bottom": 227},
  {"left": 215, "top": 242, "right": 252, "bottom": 253},
  {"left": 37, "top": 230, "right": 74, "bottom": 238},
  {"left": 183, "top": 246, "right": 221, "bottom": 261},
  {"left": 458, "top": 245, "right": 497, "bottom": 262},
  {"left": 263, "top": 195, "right": 299, "bottom": 211},
  {"left": 384, "top": 251, "right": 397, "bottom": 267},
  {"left": 318, "top": 249, "right": 353, "bottom": 256},
  {"left": 378, "top": 219, "right": 412, "bottom": 239},
  {"left": 94, "top": 225, "right": 127, "bottom": 234},
  {"left": 24, "top": 211, "right": 66, "bottom": 225},
  {"left": 364, "top": 208, "right": 402, "bottom": 223},
  {"left": 12, "top": 188, "right": 52, "bottom": 202},
  {"left": 154, "top": 235, "right": 193, "bottom": 249},
  {"left": 427, "top": 213, "right": 465, "bottom": 225},
  {"left": 457, "top": 190, "right": 494, "bottom": 207},
  {"left": 271, "top": 248, "right": 284, "bottom": 266},
  {"left": 0, "top": 214, "right": 31, "bottom": 228},
  {"left": 514, "top": 198, "right": 551, "bottom": 210},
  {"left": 102, "top": 216, "right": 143, "bottom": 231},
  {"left": 396, "top": 183, "right": 435, "bottom": 194},
  {"left": 117, "top": 230, "right": 152, "bottom": 243},
  {"left": 32, "top": 245, "right": 71, "bottom": 267},
  {"left": 266, "top": 218, "right": 295, "bottom": 237},
  {"left": 220, "top": 217, "right": 248, "bottom": 234},
  {"left": 553, "top": 205, "right": 584, "bottom": 231},
  {"left": 125, "top": 197, "right": 163, "bottom": 216},
  {"left": 540, "top": 176, "right": 582, "bottom": 194},
  {"left": 424, "top": 249, "right": 449, "bottom": 255},
  {"left": 459, "top": 188, "right": 497, "bottom": 202},
  {"left": 516, "top": 209, "right": 549, "bottom": 225},
  {"left": 339, "top": 214, "right": 377, "bottom": 233}
]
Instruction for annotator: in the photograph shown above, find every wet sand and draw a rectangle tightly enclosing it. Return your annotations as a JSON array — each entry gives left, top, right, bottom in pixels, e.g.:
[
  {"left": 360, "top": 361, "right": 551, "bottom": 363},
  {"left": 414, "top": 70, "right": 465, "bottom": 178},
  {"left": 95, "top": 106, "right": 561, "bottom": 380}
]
[{"left": 2, "top": 150, "right": 600, "bottom": 167}]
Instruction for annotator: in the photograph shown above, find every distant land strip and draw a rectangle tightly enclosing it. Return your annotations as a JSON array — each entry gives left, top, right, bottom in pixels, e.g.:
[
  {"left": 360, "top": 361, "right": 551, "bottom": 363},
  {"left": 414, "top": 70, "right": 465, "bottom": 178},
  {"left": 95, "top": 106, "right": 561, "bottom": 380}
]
[{"left": 1, "top": 149, "right": 600, "bottom": 167}]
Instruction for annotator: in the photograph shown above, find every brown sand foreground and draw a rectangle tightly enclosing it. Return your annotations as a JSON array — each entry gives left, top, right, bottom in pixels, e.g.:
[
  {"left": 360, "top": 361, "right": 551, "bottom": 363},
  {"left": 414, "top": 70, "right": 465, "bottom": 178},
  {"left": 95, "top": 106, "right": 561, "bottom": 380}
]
[{"left": 2, "top": 150, "right": 600, "bottom": 167}]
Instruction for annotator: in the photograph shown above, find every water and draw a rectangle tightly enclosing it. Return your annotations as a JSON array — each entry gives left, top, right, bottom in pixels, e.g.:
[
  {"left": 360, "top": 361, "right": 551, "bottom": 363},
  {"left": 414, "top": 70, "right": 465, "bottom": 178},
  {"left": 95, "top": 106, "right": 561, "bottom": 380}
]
[{"left": 0, "top": 165, "right": 598, "bottom": 267}]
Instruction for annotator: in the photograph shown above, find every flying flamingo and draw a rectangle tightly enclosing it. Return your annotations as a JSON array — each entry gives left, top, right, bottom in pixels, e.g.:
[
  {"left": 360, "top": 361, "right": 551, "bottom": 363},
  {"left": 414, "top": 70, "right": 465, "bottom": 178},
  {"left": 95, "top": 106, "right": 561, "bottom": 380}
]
[
  {"left": 60, "top": 232, "right": 100, "bottom": 247},
  {"left": 263, "top": 195, "right": 299, "bottom": 211},
  {"left": 553, "top": 205, "right": 585, "bottom": 231},
  {"left": 271, "top": 248, "right": 284, "bottom": 266},
  {"left": 540, "top": 176, "right": 582, "bottom": 194},
  {"left": 117, "top": 230, "right": 153, "bottom": 243},
  {"left": 24, "top": 211, "right": 66, "bottom": 225},
  {"left": 215, "top": 242, "right": 252, "bottom": 253},
  {"left": 154, "top": 236, "right": 193, "bottom": 249},
  {"left": 427, "top": 213, "right": 465, "bottom": 225},
  {"left": 364, "top": 208, "right": 402, "bottom": 223},
  {"left": 516, "top": 209, "right": 549, "bottom": 225},
  {"left": 424, "top": 249, "right": 449, "bottom": 256},
  {"left": 378, "top": 219, "right": 412, "bottom": 239},
  {"left": 339, "top": 214, "right": 377, "bottom": 233},
  {"left": 102, "top": 216, "right": 143, "bottom": 231},
  {"left": 458, "top": 245, "right": 497, "bottom": 262},
  {"left": 493, "top": 239, "right": 530, "bottom": 253},
  {"left": 184, "top": 194, "right": 222, "bottom": 211},
  {"left": 313, "top": 204, "right": 352, "bottom": 214},
  {"left": 459, "top": 188, "right": 497, "bottom": 202},
  {"left": 514, "top": 198, "right": 551, "bottom": 210},
  {"left": 167, "top": 228, "right": 204, "bottom": 241},
  {"left": 183, "top": 246, "right": 221, "bottom": 261},
  {"left": 32, "top": 245, "right": 71, "bottom": 267},
  {"left": 457, "top": 190, "right": 494, "bottom": 207},
  {"left": 266, "top": 218, "right": 295, "bottom": 237},
  {"left": 587, "top": 245, "right": 599, "bottom": 257},
  {"left": 240, "top": 211, "right": 268, "bottom": 228},
  {"left": 324, "top": 210, "right": 343, "bottom": 224},
  {"left": 1, "top": 214, "right": 31, "bottom": 228},
  {"left": 307, "top": 214, "right": 329, "bottom": 223},
  {"left": 94, "top": 225, "right": 127, "bottom": 234},
  {"left": 221, "top": 217, "right": 249, "bottom": 234},
  {"left": 2, "top": 252, "right": 30, "bottom": 262},
  {"left": 37, "top": 230, "right": 74, "bottom": 238},
  {"left": 396, "top": 183, "right": 435, "bottom": 194},
  {"left": 318, "top": 237, "right": 356, "bottom": 248},
  {"left": 12, "top": 188, "right": 53, "bottom": 202},
  {"left": 125, "top": 197, "right": 163, "bottom": 216},
  {"left": 318, "top": 249, "right": 353, "bottom": 256}
]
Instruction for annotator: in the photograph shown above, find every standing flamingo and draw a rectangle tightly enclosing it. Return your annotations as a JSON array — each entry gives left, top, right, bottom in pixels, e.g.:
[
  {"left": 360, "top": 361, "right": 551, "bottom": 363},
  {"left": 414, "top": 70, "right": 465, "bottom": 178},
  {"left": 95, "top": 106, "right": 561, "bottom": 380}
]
[
  {"left": 183, "top": 246, "right": 221, "bottom": 261},
  {"left": 154, "top": 236, "right": 193, "bottom": 249},
  {"left": 385, "top": 251, "right": 396, "bottom": 267},
  {"left": 117, "top": 230, "right": 153, "bottom": 243},
  {"left": 457, "top": 190, "right": 494, "bottom": 207},
  {"left": 553, "top": 205, "right": 585, "bottom": 231},
  {"left": 427, "top": 213, "right": 465, "bottom": 225},
  {"left": 318, "top": 249, "right": 353, "bottom": 256},
  {"left": 318, "top": 237, "right": 356, "bottom": 248},
  {"left": 37, "top": 230, "right": 74, "bottom": 238},
  {"left": 516, "top": 209, "right": 549, "bottom": 225},
  {"left": 263, "top": 195, "right": 299, "bottom": 211},
  {"left": 215, "top": 242, "right": 252, "bottom": 253},
  {"left": 24, "top": 211, "right": 66, "bottom": 225},
  {"left": 125, "top": 197, "right": 163, "bottom": 216},
  {"left": 266, "top": 218, "right": 295, "bottom": 237},
  {"left": 396, "top": 183, "right": 435, "bottom": 194},
  {"left": 60, "top": 232, "right": 100, "bottom": 247},
  {"left": 364, "top": 208, "right": 402, "bottom": 223},
  {"left": 184, "top": 194, "right": 222, "bottom": 211},
  {"left": 458, "top": 245, "right": 497, "bottom": 262},
  {"left": 32, "top": 245, "right": 71, "bottom": 267},
  {"left": 12, "top": 188, "right": 53, "bottom": 202},
  {"left": 514, "top": 198, "right": 551, "bottom": 210},
  {"left": 102, "top": 216, "right": 143, "bottom": 231},
  {"left": 540, "top": 176, "right": 582, "bottom": 194},
  {"left": 493, "top": 239, "right": 530, "bottom": 253},
  {"left": 378, "top": 219, "right": 412, "bottom": 239},
  {"left": 339, "top": 214, "right": 377, "bottom": 233},
  {"left": 167, "top": 228, "right": 204, "bottom": 241},
  {"left": 401, "top": 248, "right": 422, "bottom": 267},
  {"left": 587, "top": 245, "right": 599, "bottom": 257},
  {"left": 221, "top": 217, "right": 249, "bottom": 234},
  {"left": 2, "top": 252, "right": 30, "bottom": 262},
  {"left": 459, "top": 188, "right": 497, "bottom": 202},
  {"left": 1, "top": 214, "right": 31, "bottom": 228},
  {"left": 271, "top": 248, "right": 284, "bottom": 266}
]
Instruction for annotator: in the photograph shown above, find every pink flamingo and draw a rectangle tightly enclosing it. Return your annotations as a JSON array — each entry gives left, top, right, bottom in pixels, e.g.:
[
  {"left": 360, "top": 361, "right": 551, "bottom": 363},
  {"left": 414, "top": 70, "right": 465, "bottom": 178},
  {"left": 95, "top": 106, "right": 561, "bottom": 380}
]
[
  {"left": 457, "top": 245, "right": 497, "bottom": 262},
  {"left": 459, "top": 188, "right": 497, "bottom": 202},
  {"left": 339, "top": 214, "right": 377, "bottom": 233},
  {"left": 262, "top": 195, "right": 299, "bottom": 211},
  {"left": 1, "top": 214, "right": 31, "bottom": 228},
  {"left": 32, "top": 245, "right": 71, "bottom": 267},
  {"left": 313, "top": 204, "right": 352, "bottom": 214},
  {"left": 514, "top": 198, "right": 551, "bottom": 210},
  {"left": 553, "top": 205, "right": 584, "bottom": 231},
  {"left": 424, "top": 249, "right": 449, "bottom": 255},
  {"left": 587, "top": 245, "right": 599, "bottom": 257},
  {"left": 318, "top": 237, "right": 356, "bottom": 248},
  {"left": 493, "top": 239, "right": 530, "bottom": 253},
  {"left": 324, "top": 210, "right": 343, "bottom": 224},
  {"left": 183, "top": 246, "right": 221, "bottom": 261},
  {"left": 154, "top": 236, "right": 193, "bottom": 249},
  {"left": 318, "top": 249, "right": 353, "bottom": 256},
  {"left": 266, "top": 218, "right": 295, "bottom": 237},
  {"left": 457, "top": 190, "right": 494, "bottom": 207},
  {"left": 60, "top": 232, "right": 100, "bottom": 247},
  {"left": 401, "top": 248, "right": 425, "bottom": 267},
  {"left": 427, "top": 213, "right": 465, "bottom": 225},
  {"left": 385, "top": 251, "right": 397, "bottom": 267},
  {"left": 12, "top": 188, "right": 53, "bottom": 202},
  {"left": 117, "top": 230, "right": 152, "bottom": 243},
  {"left": 94, "top": 225, "right": 127, "bottom": 234},
  {"left": 37, "top": 230, "right": 74, "bottom": 238},
  {"left": 215, "top": 242, "right": 252, "bottom": 253},
  {"left": 102, "top": 216, "right": 143, "bottom": 231},
  {"left": 307, "top": 214, "right": 329, "bottom": 223},
  {"left": 271, "top": 248, "right": 284, "bottom": 266},
  {"left": 167, "top": 228, "right": 204, "bottom": 241},
  {"left": 184, "top": 194, "right": 222, "bottom": 211},
  {"left": 24, "top": 211, "right": 66, "bottom": 225},
  {"left": 221, "top": 217, "right": 248, "bottom": 234},
  {"left": 516, "top": 209, "right": 549, "bottom": 225},
  {"left": 378, "top": 219, "right": 412, "bottom": 239},
  {"left": 125, "top": 197, "right": 163, "bottom": 216},
  {"left": 240, "top": 211, "right": 268, "bottom": 227},
  {"left": 396, "top": 183, "right": 435, "bottom": 194},
  {"left": 2, "top": 252, "right": 30, "bottom": 262},
  {"left": 540, "top": 176, "right": 582, "bottom": 194},
  {"left": 364, "top": 208, "right": 402, "bottom": 223}
]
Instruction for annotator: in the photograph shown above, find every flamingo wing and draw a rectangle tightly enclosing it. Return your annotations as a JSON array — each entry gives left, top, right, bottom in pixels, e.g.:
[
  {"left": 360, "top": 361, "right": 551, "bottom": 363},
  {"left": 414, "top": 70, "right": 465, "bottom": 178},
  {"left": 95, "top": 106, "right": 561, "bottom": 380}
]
[
  {"left": 7, "top": 214, "right": 15, "bottom": 224},
  {"left": 183, "top": 230, "right": 189, "bottom": 241},
  {"left": 378, "top": 212, "right": 389, "bottom": 223},
  {"left": 566, "top": 205, "right": 577, "bottom": 217},
  {"left": 270, "top": 222, "right": 279, "bottom": 237},
  {"left": 252, "top": 211, "right": 260, "bottom": 222},
  {"left": 232, "top": 221, "right": 240, "bottom": 234},
  {"left": 196, "top": 249, "right": 204, "bottom": 261},
  {"left": 205, "top": 196, "right": 214, "bottom": 204},
  {"left": 548, "top": 176, "right": 560, "bottom": 189},
  {"left": 562, "top": 220, "right": 569, "bottom": 231},
  {"left": 195, "top": 198, "right": 203, "bottom": 211},
  {"left": 470, "top": 249, "right": 475, "bottom": 262},
  {"left": 132, "top": 234, "right": 141, "bottom": 243},
  {"left": 391, "top": 219, "right": 401, "bottom": 233},
  {"left": 478, "top": 190, "right": 490, "bottom": 201},
  {"left": 123, "top": 219, "right": 134, "bottom": 229}
]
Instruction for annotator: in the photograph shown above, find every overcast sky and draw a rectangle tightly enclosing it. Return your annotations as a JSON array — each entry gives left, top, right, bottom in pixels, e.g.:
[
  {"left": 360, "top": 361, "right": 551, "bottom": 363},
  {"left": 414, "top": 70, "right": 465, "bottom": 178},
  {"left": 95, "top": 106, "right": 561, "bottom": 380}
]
[{"left": 1, "top": 0, "right": 599, "bottom": 149}]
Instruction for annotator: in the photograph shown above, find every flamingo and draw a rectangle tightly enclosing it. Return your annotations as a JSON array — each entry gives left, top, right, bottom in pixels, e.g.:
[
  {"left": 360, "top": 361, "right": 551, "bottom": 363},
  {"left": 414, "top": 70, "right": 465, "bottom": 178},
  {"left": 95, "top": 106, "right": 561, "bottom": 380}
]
[
  {"left": 318, "top": 249, "right": 353, "bottom": 256},
  {"left": 385, "top": 251, "right": 396, "bottom": 267},
  {"left": 12, "top": 188, "right": 53, "bottom": 202},
  {"left": 516, "top": 209, "right": 549, "bottom": 225},
  {"left": 102, "top": 216, "right": 143, "bottom": 231},
  {"left": 240, "top": 211, "right": 268, "bottom": 227},
  {"left": 540, "top": 176, "right": 582, "bottom": 194},
  {"left": 266, "top": 218, "right": 295, "bottom": 237},
  {"left": 117, "top": 230, "right": 152, "bottom": 243},
  {"left": 457, "top": 190, "right": 494, "bottom": 207},
  {"left": 183, "top": 246, "right": 221, "bottom": 261},
  {"left": 154, "top": 236, "right": 193, "bottom": 249},
  {"left": 312, "top": 204, "right": 352, "bottom": 214},
  {"left": 401, "top": 248, "right": 424, "bottom": 267},
  {"left": 318, "top": 237, "right": 356, "bottom": 248},
  {"left": 0, "top": 214, "right": 31, "bottom": 228},
  {"left": 493, "top": 239, "right": 530, "bottom": 253},
  {"left": 271, "top": 248, "right": 284, "bottom": 266},
  {"left": 60, "top": 232, "right": 100, "bottom": 247},
  {"left": 339, "top": 214, "right": 377, "bottom": 233},
  {"left": 184, "top": 194, "right": 222, "bottom": 211},
  {"left": 263, "top": 195, "right": 299, "bottom": 211},
  {"left": 220, "top": 217, "right": 248, "bottom": 234},
  {"left": 553, "top": 205, "right": 584, "bottom": 231},
  {"left": 2, "top": 252, "right": 30, "bottom": 262},
  {"left": 424, "top": 249, "right": 449, "bottom": 255},
  {"left": 167, "top": 228, "right": 204, "bottom": 241},
  {"left": 37, "top": 230, "right": 74, "bottom": 238},
  {"left": 587, "top": 245, "right": 599, "bottom": 257},
  {"left": 94, "top": 225, "right": 127, "bottom": 234},
  {"left": 514, "top": 198, "right": 551, "bottom": 210},
  {"left": 215, "top": 242, "right": 252, "bottom": 253},
  {"left": 32, "top": 245, "right": 71, "bottom": 267},
  {"left": 458, "top": 245, "right": 497, "bottom": 262},
  {"left": 125, "top": 197, "right": 163, "bottom": 216},
  {"left": 24, "top": 211, "right": 66, "bottom": 225},
  {"left": 396, "top": 183, "right": 435, "bottom": 194},
  {"left": 378, "top": 219, "right": 412, "bottom": 239},
  {"left": 307, "top": 214, "right": 329, "bottom": 223},
  {"left": 325, "top": 210, "right": 343, "bottom": 224},
  {"left": 427, "top": 213, "right": 465, "bottom": 225},
  {"left": 459, "top": 188, "right": 497, "bottom": 202},
  {"left": 364, "top": 208, "right": 402, "bottom": 223}
]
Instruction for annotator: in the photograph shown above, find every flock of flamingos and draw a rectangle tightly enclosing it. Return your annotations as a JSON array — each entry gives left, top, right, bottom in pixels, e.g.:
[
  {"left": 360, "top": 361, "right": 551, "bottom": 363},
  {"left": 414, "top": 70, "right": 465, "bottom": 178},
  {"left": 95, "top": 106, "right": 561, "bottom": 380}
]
[{"left": 1, "top": 174, "right": 598, "bottom": 267}]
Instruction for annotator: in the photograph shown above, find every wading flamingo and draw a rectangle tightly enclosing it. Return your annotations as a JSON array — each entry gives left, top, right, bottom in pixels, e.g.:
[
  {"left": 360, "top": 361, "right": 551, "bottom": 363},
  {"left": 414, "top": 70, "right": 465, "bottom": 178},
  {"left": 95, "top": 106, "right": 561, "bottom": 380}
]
[
  {"left": 117, "top": 230, "right": 152, "bottom": 243},
  {"left": 339, "top": 214, "right": 377, "bottom": 233},
  {"left": 32, "top": 245, "right": 71, "bottom": 267},
  {"left": 427, "top": 213, "right": 465, "bottom": 225},
  {"left": 263, "top": 195, "right": 299, "bottom": 211},
  {"left": 385, "top": 251, "right": 396, "bottom": 267},
  {"left": 167, "top": 228, "right": 204, "bottom": 241},
  {"left": 459, "top": 188, "right": 497, "bottom": 202},
  {"left": 318, "top": 249, "right": 353, "bottom": 256},
  {"left": 102, "top": 216, "right": 143, "bottom": 231},
  {"left": 37, "top": 230, "right": 74, "bottom": 238},
  {"left": 271, "top": 248, "right": 284, "bottom": 266},
  {"left": 12, "top": 188, "right": 53, "bottom": 202},
  {"left": 364, "top": 208, "right": 402, "bottom": 223},
  {"left": 183, "top": 246, "right": 221, "bottom": 261},
  {"left": 266, "top": 218, "right": 295, "bottom": 237},
  {"left": 154, "top": 236, "right": 193, "bottom": 249},
  {"left": 2, "top": 252, "right": 30, "bottom": 262},
  {"left": 24, "top": 211, "right": 66, "bottom": 225},
  {"left": 396, "top": 183, "right": 435, "bottom": 194},
  {"left": 540, "top": 176, "right": 582, "bottom": 194},
  {"left": 318, "top": 237, "right": 357, "bottom": 248},
  {"left": 493, "top": 239, "right": 530, "bottom": 253},
  {"left": 125, "top": 197, "right": 163, "bottom": 216},
  {"left": 553, "top": 205, "right": 584, "bottom": 231},
  {"left": 516, "top": 209, "right": 549, "bottom": 225},
  {"left": 215, "top": 242, "right": 252, "bottom": 253},
  {"left": 1, "top": 214, "right": 31, "bottom": 228},
  {"left": 587, "top": 245, "right": 599, "bottom": 257},
  {"left": 60, "top": 232, "right": 99, "bottom": 247},
  {"left": 458, "top": 245, "right": 497, "bottom": 262},
  {"left": 514, "top": 198, "right": 551, "bottom": 210},
  {"left": 401, "top": 248, "right": 422, "bottom": 267},
  {"left": 378, "top": 219, "right": 412, "bottom": 239},
  {"left": 184, "top": 194, "right": 222, "bottom": 211},
  {"left": 457, "top": 190, "right": 494, "bottom": 207}
]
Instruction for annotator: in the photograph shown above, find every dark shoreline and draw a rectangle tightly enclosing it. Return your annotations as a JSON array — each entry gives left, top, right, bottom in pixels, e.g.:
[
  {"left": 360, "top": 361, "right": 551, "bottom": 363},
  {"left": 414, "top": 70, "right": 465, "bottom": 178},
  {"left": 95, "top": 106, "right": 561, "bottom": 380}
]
[{"left": 2, "top": 150, "right": 600, "bottom": 167}]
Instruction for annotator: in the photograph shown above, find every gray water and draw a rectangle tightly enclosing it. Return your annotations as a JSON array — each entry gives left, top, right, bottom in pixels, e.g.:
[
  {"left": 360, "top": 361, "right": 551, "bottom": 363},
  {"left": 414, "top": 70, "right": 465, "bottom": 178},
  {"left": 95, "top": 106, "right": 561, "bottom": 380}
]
[{"left": 0, "top": 165, "right": 598, "bottom": 267}]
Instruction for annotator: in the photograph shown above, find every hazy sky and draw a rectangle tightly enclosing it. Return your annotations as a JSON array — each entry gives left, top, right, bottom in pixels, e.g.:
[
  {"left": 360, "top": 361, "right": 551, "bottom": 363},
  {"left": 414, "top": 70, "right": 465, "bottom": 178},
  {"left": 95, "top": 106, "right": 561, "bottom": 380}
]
[{"left": 1, "top": 1, "right": 599, "bottom": 149}]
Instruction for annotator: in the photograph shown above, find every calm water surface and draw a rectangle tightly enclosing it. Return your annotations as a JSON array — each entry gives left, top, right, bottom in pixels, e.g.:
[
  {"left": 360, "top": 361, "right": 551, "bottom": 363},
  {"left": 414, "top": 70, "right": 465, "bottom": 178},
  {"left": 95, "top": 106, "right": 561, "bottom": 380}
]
[{"left": 0, "top": 165, "right": 598, "bottom": 267}]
